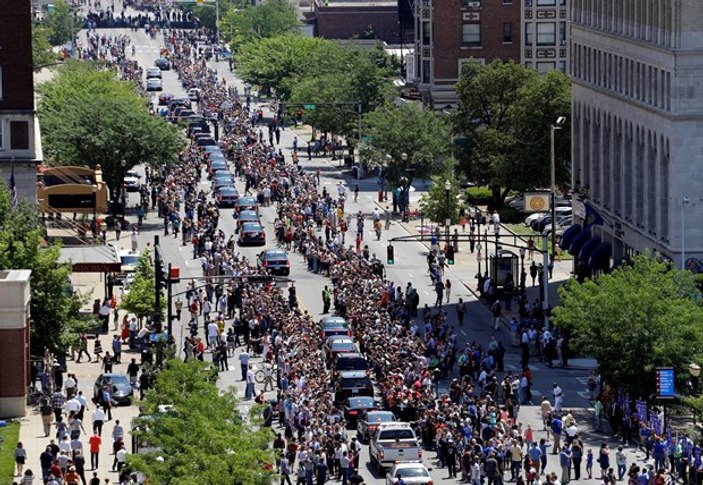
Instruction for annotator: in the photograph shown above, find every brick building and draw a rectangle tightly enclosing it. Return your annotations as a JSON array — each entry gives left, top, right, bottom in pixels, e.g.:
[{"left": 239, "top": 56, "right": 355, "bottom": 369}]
[
  {"left": 413, "top": 0, "right": 521, "bottom": 108},
  {"left": 0, "top": 270, "right": 31, "bottom": 418},
  {"left": 314, "top": 0, "right": 401, "bottom": 43},
  {"left": 0, "top": 0, "right": 42, "bottom": 203}
]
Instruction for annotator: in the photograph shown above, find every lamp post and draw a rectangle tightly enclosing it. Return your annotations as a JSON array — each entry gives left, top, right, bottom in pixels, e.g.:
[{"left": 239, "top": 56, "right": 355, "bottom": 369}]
[
  {"left": 120, "top": 159, "right": 127, "bottom": 220},
  {"left": 91, "top": 184, "right": 98, "bottom": 237},
  {"left": 550, "top": 116, "right": 566, "bottom": 261},
  {"left": 690, "top": 363, "right": 701, "bottom": 395},
  {"left": 519, "top": 247, "right": 526, "bottom": 294},
  {"left": 682, "top": 196, "right": 690, "bottom": 271},
  {"left": 444, "top": 180, "right": 451, "bottom": 248}
]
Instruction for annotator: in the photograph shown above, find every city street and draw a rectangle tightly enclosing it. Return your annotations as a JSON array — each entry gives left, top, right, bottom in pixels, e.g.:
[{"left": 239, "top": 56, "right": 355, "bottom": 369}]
[{"left": 17, "top": 16, "right": 651, "bottom": 485}]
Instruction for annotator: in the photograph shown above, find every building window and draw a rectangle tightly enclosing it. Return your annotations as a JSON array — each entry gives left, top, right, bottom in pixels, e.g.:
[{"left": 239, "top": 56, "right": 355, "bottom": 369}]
[
  {"left": 422, "top": 60, "right": 431, "bottom": 84},
  {"left": 559, "top": 21, "right": 566, "bottom": 45},
  {"left": 0, "top": 121, "right": 4, "bottom": 149},
  {"left": 462, "top": 23, "right": 481, "bottom": 47},
  {"left": 461, "top": 0, "right": 481, "bottom": 7},
  {"left": 422, "top": 21, "right": 431, "bottom": 45},
  {"left": 10, "top": 121, "right": 29, "bottom": 150},
  {"left": 537, "top": 61, "right": 556, "bottom": 72},
  {"left": 503, "top": 22, "right": 513, "bottom": 43},
  {"left": 525, "top": 23, "right": 533, "bottom": 46},
  {"left": 502, "top": 0, "right": 513, "bottom": 3},
  {"left": 559, "top": 0, "right": 566, "bottom": 4},
  {"left": 537, "top": 0, "right": 556, "bottom": 5},
  {"left": 537, "top": 22, "right": 556, "bottom": 45},
  {"left": 559, "top": 60, "right": 566, "bottom": 72}
]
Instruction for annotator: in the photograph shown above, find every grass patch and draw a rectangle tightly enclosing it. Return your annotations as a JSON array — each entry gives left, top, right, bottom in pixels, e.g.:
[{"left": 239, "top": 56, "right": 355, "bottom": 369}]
[
  {"left": 503, "top": 224, "right": 573, "bottom": 260},
  {"left": 0, "top": 421, "right": 21, "bottom": 481}
]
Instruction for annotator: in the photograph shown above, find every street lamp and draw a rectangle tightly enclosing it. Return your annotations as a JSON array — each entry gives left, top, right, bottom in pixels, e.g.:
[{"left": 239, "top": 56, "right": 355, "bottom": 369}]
[
  {"left": 120, "top": 159, "right": 127, "bottom": 220},
  {"left": 444, "top": 180, "right": 451, "bottom": 247},
  {"left": 91, "top": 184, "right": 98, "bottom": 237},
  {"left": 550, "top": 116, "right": 566, "bottom": 261},
  {"left": 690, "top": 363, "right": 701, "bottom": 395},
  {"left": 682, "top": 196, "right": 690, "bottom": 271}
]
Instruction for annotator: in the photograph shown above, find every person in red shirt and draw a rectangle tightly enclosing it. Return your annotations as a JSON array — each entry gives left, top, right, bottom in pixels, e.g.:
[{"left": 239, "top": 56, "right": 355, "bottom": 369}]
[{"left": 88, "top": 432, "right": 101, "bottom": 470}]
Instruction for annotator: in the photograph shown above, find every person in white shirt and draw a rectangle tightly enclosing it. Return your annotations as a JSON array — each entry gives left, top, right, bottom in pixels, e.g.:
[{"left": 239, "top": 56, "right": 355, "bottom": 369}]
[
  {"left": 207, "top": 321, "right": 218, "bottom": 348},
  {"left": 66, "top": 397, "right": 81, "bottom": 416},
  {"left": 245, "top": 364, "right": 255, "bottom": 400},
  {"left": 553, "top": 383, "right": 564, "bottom": 412},
  {"left": 91, "top": 406, "right": 106, "bottom": 436},
  {"left": 239, "top": 350, "right": 250, "bottom": 381}
]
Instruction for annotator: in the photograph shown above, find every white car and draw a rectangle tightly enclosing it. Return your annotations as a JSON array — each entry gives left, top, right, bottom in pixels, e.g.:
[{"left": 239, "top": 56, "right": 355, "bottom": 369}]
[
  {"left": 188, "top": 88, "right": 201, "bottom": 101},
  {"left": 386, "top": 462, "right": 433, "bottom": 485},
  {"left": 123, "top": 170, "right": 141, "bottom": 192},
  {"left": 146, "top": 67, "right": 162, "bottom": 79},
  {"left": 524, "top": 206, "right": 572, "bottom": 226},
  {"left": 146, "top": 78, "right": 162, "bottom": 91}
]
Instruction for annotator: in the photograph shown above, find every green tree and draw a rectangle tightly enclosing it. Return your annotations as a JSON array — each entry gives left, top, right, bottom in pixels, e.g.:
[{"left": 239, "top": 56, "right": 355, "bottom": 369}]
[
  {"left": 128, "top": 360, "right": 275, "bottom": 484},
  {"left": 452, "top": 61, "right": 571, "bottom": 205},
  {"left": 32, "top": 22, "right": 58, "bottom": 70},
  {"left": 552, "top": 256, "right": 703, "bottom": 399},
  {"left": 419, "top": 173, "right": 462, "bottom": 224},
  {"left": 220, "top": 0, "right": 299, "bottom": 53},
  {"left": 120, "top": 249, "right": 163, "bottom": 322},
  {"left": 0, "top": 186, "right": 89, "bottom": 355},
  {"left": 361, "top": 103, "right": 453, "bottom": 189},
  {"left": 288, "top": 48, "right": 394, "bottom": 139},
  {"left": 43, "top": 0, "right": 82, "bottom": 46},
  {"left": 37, "top": 62, "right": 183, "bottom": 192},
  {"left": 236, "top": 34, "right": 345, "bottom": 98}
]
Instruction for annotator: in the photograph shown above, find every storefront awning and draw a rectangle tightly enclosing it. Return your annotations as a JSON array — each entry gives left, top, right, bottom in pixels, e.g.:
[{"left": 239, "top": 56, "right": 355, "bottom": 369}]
[
  {"left": 559, "top": 224, "right": 581, "bottom": 251},
  {"left": 578, "top": 236, "right": 602, "bottom": 263},
  {"left": 588, "top": 242, "right": 612, "bottom": 271},
  {"left": 569, "top": 227, "right": 592, "bottom": 255}
]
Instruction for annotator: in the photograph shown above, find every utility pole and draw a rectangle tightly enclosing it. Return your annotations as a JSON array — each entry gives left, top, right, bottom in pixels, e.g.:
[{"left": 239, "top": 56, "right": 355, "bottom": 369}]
[
  {"left": 153, "top": 235, "right": 162, "bottom": 331},
  {"left": 167, "top": 263, "right": 173, "bottom": 336}
]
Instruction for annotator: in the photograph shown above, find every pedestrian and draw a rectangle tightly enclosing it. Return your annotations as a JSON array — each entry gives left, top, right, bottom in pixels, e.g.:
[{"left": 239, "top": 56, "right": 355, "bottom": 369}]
[
  {"left": 111, "top": 336, "right": 121, "bottom": 364},
  {"left": 599, "top": 443, "right": 610, "bottom": 479},
  {"left": 456, "top": 298, "right": 466, "bottom": 325},
  {"left": 321, "top": 286, "right": 331, "bottom": 314},
  {"left": 245, "top": 363, "right": 256, "bottom": 400},
  {"left": 91, "top": 405, "right": 106, "bottom": 436},
  {"left": 51, "top": 390, "right": 65, "bottom": 422},
  {"left": 130, "top": 229, "right": 138, "bottom": 252},
  {"left": 560, "top": 445, "right": 572, "bottom": 483},
  {"left": 553, "top": 382, "right": 564, "bottom": 412},
  {"left": 93, "top": 339, "right": 103, "bottom": 361},
  {"left": 20, "top": 469, "right": 34, "bottom": 485},
  {"left": 446, "top": 438, "right": 458, "bottom": 478},
  {"left": 114, "top": 220, "right": 122, "bottom": 240},
  {"left": 445, "top": 279, "right": 452, "bottom": 303},
  {"left": 88, "top": 431, "right": 101, "bottom": 470},
  {"left": 530, "top": 261, "right": 538, "bottom": 286},
  {"left": 15, "top": 442, "right": 27, "bottom": 477},
  {"left": 586, "top": 449, "right": 594, "bottom": 479},
  {"left": 434, "top": 280, "right": 444, "bottom": 307},
  {"left": 40, "top": 399, "right": 53, "bottom": 437},
  {"left": 616, "top": 445, "right": 627, "bottom": 481}
]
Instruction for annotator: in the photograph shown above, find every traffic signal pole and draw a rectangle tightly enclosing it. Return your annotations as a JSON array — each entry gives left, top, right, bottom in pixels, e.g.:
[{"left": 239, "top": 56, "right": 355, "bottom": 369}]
[{"left": 154, "top": 235, "right": 162, "bottom": 330}]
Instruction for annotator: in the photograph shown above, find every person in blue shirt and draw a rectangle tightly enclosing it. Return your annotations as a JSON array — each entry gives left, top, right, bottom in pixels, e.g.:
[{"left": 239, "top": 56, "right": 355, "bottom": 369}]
[
  {"left": 653, "top": 437, "right": 667, "bottom": 472},
  {"left": 539, "top": 438, "right": 548, "bottom": 473},
  {"left": 560, "top": 445, "right": 572, "bottom": 483},
  {"left": 552, "top": 416, "right": 563, "bottom": 454},
  {"left": 528, "top": 442, "right": 543, "bottom": 475}
]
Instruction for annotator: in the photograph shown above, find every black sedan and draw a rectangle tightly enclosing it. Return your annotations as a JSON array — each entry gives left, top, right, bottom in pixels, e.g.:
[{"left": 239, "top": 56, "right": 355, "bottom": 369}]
[
  {"left": 216, "top": 186, "right": 239, "bottom": 208},
  {"left": 93, "top": 373, "right": 133, "bottom": 405},
  {"left": 154, "top": 57, "right": 170, "bottom": 70},
  {"left": 238, "top": 222, "right": 266, "bottom": 246},
  {"left": 343, "top": 396, "right": 378, "bottom": 426},
  {"left": 357, "top": 410, "right": 396, "bottom": 442},
  {"left": 236, "top": 196, "right": 258, "bottom": 215},
  {"left": 236, "top": 210, "right": 260, "bottom": 231},
  {"left": 257, "top": 249, "right": 290, "bottom": 276}
]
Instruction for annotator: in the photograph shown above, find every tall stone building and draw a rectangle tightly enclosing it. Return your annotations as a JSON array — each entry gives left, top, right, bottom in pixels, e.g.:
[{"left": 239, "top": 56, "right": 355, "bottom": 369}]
[
  {"left": 521, "top": 0, "right": 569, "bottom": 73},
  {"left": 569, "top": 0, "right": 703, "bottom": 271},
  {"left": 0, "top": 0, "right": 42, "bottom": 203}
]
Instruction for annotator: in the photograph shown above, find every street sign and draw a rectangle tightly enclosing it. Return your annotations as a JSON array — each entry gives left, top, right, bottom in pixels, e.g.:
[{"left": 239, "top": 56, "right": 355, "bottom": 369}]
[
  {"left": 303, "top": 104, "right": 316, "bottom": 110},
  {"left": 656, "top": 367, "right": 675, "bottom": 398}
]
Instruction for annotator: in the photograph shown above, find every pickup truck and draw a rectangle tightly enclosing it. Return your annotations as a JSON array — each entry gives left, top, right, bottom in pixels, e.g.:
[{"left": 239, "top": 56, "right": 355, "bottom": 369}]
[{"left": 369, "top": 423, "right": 423, "bottom": 472}]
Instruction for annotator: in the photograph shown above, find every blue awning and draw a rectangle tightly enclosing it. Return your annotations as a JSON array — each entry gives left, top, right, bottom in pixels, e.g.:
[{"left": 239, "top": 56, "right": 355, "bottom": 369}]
[
  {"left": 569, "top": 227, "right": 592, "bottom": 255},
  {"left": 579, "top": 236, "right": 602, "bottom": 263},
  {"left": 588, "top": 242, "right": 612, "bottom": 271},
  {"left": 559, "top": 224, "right": 581, "bottom": 251}
]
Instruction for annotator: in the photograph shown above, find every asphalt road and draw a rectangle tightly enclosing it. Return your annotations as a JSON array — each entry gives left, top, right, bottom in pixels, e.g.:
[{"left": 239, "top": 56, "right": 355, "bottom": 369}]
[{"left": 82, "top": 19, "right": 613, "bottom": 484}]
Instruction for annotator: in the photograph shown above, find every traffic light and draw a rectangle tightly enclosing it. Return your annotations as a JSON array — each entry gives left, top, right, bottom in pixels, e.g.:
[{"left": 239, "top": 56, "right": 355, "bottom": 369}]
[
  {"left": 446, "top": 246, "right": 455, "bottom": 265},
  {"left": 296, "top": 110, "right": 303, "bottom": 124},
  {"left": 387, "top": 244, "right": 394, "bottom": 264}
]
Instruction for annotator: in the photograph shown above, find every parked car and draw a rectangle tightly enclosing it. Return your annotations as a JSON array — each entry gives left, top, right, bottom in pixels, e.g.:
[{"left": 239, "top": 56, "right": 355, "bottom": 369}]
[
  {"left": 93, "top": 373, "right": 133, "bottom": 405},
  {"left": 357, "top": 410, "right": 396, "bottom": 442},
  {"left": 532, "top": 213, "right": 572, "bottom": 233},
  {"left": 542, "top": 215, "right": 573, "bottom": 236},
  {"left": 524, "top": 206, "right": 572, "bottom": 226},
  {"left": 257, "top": 249, "right": 290, "bottom": 276}
]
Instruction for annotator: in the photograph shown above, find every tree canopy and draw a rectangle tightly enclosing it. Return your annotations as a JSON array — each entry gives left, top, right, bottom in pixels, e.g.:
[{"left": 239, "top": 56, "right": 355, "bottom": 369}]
[
  {"left": 128, "top": 360, "right": 275, "bottom": 484},
  {"left": 0, "top": 185, "right": 89, "bottom": 355},
  {"left": 552, "top": 256, "right": 703, "bottom": 399},
  {"left": 219, "top": 0, "right": 299, "bottom": 53},
  {"left": 452, "top": 61, "right": 571, "bottom": 204},
  {"left": 32, "top": 22, "right": 59, "bottom": 70},
  {"left": 360, "top": 103, "right": 453, "bottom": 188},
  {"left": 120, "top": 249, "right": 163, "bottom": 322},
  {"left": 43, "top": 0, "right": 82, "bottom": 46},
  {"left": 419, "top": 173, "right": 462, "bottom": 224},
  {"left": 37, "top": 62, "right": 183, "bottom": 192}
]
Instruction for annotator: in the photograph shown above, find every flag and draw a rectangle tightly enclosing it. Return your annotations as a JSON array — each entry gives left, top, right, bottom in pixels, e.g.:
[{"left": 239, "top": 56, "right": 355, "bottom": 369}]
[
  {"left": 584, "top": 202, "right": 604, "bottom": 226},
  {"left": 8, "top": 166, "right": 17, "bottom": 208}
]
